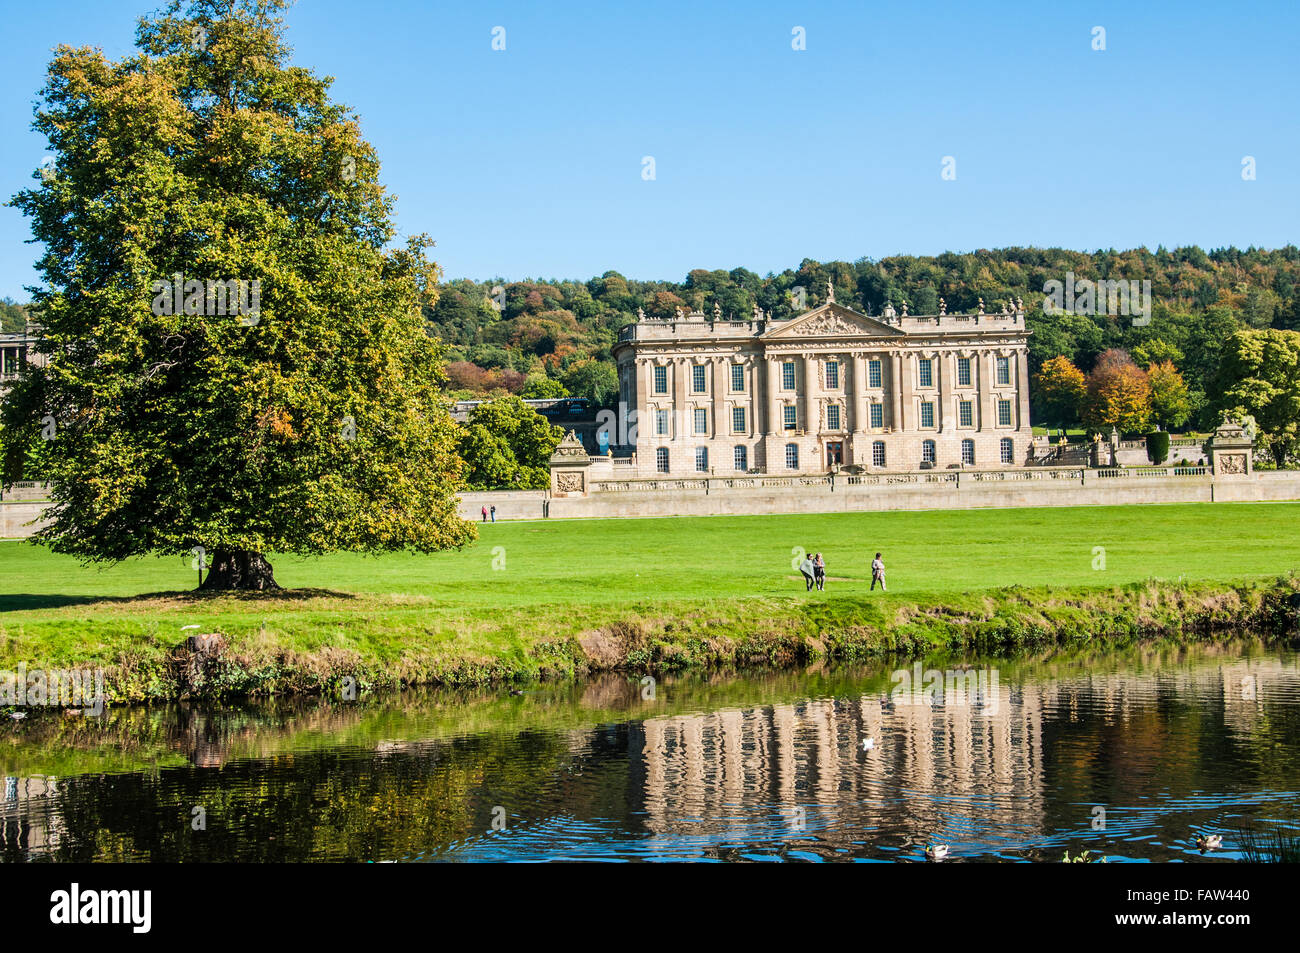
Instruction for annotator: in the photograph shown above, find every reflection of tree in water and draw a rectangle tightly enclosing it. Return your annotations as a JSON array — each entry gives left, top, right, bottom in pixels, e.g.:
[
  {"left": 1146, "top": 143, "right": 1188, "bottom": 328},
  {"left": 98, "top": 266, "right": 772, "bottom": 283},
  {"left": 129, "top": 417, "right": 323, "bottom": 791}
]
[{"left": 8, "top": 729, "right": 580, "bottom": 862}]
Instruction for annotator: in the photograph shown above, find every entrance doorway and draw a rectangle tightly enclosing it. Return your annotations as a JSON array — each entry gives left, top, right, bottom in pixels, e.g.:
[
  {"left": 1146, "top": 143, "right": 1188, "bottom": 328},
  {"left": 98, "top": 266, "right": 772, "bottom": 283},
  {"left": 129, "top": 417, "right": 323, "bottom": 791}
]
[{"left": 826, "top": 442, "right": 844, "bottom": 467}]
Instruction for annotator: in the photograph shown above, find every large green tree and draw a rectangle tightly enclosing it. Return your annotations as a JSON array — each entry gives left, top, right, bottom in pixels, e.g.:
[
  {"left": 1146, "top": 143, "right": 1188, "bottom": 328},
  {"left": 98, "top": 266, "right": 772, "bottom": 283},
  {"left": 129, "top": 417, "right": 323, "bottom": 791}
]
[
  {"left": 2, "top": 0, "right": 473, "bottom": 589},
  {"left": 456, "top": 396, "right": 563, "bottom": 490},
  {"left": 1216, "top": 329, "right": 1300, "bottom": 466}
]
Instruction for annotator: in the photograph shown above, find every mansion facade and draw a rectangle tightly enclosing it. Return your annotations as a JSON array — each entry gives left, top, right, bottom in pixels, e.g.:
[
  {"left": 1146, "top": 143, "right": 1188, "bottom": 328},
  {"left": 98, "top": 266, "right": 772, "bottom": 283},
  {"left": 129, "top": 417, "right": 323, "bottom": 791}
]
[
  {"left": 0, "top": 329, "right": 41, "bottom": 397},
  {"left": 611, "top": 288, "right": 1032, "bottom": 475}
]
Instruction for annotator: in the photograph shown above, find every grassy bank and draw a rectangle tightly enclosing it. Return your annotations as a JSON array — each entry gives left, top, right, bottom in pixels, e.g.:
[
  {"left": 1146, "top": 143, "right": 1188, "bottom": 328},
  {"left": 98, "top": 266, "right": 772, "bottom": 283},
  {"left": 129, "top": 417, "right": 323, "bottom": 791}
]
[{"left": 2, "top": 503, "right": 1300, "bottom": 703}]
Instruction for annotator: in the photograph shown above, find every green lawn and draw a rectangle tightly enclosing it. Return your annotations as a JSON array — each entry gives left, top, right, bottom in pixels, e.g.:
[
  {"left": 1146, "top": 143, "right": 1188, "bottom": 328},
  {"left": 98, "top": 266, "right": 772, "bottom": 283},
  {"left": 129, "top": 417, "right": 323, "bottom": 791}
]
[{"left": 2, "top": 502, "right": 1298, "bottom": 697}]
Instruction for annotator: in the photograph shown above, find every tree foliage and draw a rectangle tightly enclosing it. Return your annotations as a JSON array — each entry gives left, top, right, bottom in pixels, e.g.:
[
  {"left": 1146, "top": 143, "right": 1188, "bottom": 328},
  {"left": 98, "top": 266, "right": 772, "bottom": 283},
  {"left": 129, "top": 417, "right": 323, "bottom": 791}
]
[
  {"left": 1215, "top": 329, "right": 1300, "bottom": 466},
  {"left": 1084, "top": 352, "right": 1152, "bottom": 434},
  {"left": 455, "top": 395, "right": 563, "bottom": 490},
  {"left": 1032, "top": 355, "right": 1086, "bottom": 428},
  {"left": 1, "top": 0, "right": 473, "bottom": 587}
]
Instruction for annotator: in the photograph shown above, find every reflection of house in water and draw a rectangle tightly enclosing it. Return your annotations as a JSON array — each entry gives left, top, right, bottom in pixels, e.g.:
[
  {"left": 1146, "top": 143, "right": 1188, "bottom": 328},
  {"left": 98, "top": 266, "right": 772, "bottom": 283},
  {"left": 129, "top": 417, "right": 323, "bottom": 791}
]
[
  {"left": 1, "top": 775, "right": 64, "bottom": 857},
  {"left": 629, "top": 684, "right": 1046, "bottom": 847},
  {"left": 1219, "top": 658, "right": 1292, "bottom": 737}
]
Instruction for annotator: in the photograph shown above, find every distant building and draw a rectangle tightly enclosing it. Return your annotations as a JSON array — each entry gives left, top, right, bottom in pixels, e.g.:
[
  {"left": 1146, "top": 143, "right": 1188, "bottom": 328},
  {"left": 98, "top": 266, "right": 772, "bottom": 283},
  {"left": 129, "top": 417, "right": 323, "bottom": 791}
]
[
  {"left": 611, "top": 288, "right": 1032, "bottom": 475},
  {"left": 0, "top": 326, "right": 44, "bottom": 397}
]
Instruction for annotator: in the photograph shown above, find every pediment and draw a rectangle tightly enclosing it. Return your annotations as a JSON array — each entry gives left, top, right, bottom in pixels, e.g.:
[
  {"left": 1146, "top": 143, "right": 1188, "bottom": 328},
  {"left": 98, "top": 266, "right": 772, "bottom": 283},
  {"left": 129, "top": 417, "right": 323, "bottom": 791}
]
[{"left": 760, "top": 303, "right": 904, "bottom": 340}]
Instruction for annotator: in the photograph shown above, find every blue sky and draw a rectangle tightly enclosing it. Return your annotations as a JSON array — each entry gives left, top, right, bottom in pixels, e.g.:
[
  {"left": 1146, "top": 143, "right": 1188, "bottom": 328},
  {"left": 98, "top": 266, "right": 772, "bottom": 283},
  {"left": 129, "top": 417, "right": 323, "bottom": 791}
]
[{"left": 2, "top": 0, "right": 1297, "bottom": 299}]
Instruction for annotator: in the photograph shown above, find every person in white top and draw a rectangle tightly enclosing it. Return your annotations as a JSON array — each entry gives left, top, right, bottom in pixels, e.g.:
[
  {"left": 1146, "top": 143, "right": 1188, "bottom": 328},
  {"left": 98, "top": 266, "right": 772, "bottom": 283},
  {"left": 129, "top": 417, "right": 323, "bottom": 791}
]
[
  {"left": 870, "top": 552, "right": 886, "bottom": 591},
  {"left": 798, "top": 553, "right": 816, "bottom": 591}
]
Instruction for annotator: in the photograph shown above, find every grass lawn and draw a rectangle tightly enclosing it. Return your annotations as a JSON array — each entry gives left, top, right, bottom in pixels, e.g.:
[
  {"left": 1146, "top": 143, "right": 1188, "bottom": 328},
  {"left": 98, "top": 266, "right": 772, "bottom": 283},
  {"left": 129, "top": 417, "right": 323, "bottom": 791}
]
[{"left": 2, "top": 501, "right": 1298, "bottom": 696}]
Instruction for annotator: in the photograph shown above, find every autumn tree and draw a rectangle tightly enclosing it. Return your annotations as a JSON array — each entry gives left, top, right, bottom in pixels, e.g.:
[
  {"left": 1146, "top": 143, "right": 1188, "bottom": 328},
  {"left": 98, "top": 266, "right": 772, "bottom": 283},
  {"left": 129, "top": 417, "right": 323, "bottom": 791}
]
[
  {"left": 1146, "top": 360, "right": 1193, "bottom": 430},
  {"left": 1032, "top": 355, "right": 1086, "bottom": 428},
  {"left": 1, "top": 0, "right": 473, "bottom": 589},
  {"left": 1084, "top": 352, "right": 1152, "bottom": 434}
]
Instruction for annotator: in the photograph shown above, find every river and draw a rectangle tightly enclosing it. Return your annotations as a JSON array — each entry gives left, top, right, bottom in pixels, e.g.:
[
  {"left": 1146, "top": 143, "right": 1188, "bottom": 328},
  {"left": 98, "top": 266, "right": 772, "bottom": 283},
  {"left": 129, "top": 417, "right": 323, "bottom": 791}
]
[{"left": 3, "top": 637, "right": 1299, "bottom": 862}]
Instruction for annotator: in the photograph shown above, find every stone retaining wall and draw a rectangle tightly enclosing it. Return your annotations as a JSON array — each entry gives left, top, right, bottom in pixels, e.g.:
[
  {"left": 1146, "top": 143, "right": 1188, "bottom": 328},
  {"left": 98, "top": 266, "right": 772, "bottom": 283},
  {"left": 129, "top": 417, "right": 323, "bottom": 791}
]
[
  {"left": 7, "top": 471, "right": 1300, "bottom": 537},
  {"left": 464, "top": 468, "right": 1300, "bottom": 521}
]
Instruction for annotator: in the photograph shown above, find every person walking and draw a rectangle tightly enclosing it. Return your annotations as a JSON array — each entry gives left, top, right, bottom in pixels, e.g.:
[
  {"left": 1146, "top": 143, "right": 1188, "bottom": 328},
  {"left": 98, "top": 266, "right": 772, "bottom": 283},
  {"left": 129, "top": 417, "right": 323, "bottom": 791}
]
[
  {"left": 481, "top": 505, "right": 488, "bottom": 523},
  {"left": 798, "top": 552, "right": 816, "bottom": 591},
  {"left": 490, "top": 505, "right": 496, "bottom": 523},
  {"left": 813, "top": 553, "right": 826, "bottom": 591},
  {"left": 870, "top": 552, "right": 886, "bottom": 591}
]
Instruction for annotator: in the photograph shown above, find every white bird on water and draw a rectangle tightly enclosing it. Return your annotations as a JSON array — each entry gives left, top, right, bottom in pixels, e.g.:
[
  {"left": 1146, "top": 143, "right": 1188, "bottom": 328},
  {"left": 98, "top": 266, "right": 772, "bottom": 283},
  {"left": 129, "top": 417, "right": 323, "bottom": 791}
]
[
  {"left": 925, "top": 844, "right": 950, "bottom": 861},
  {"left": 1195, "top": 834, "right": 1222, "bottom": 852}
]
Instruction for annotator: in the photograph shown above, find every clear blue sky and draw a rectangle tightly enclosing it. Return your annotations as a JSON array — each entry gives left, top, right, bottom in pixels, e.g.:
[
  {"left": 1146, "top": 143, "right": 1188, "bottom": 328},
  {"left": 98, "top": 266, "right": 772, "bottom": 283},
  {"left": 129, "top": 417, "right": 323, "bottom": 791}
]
[{"left": 2, "top": 0, "right": 1298, "bottom": 300}]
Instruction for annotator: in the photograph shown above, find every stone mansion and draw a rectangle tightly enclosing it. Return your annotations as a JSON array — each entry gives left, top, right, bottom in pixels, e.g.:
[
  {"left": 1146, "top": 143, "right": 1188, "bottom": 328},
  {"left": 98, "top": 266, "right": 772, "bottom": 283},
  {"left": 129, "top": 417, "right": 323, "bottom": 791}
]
[{"left": 611, "top": 285, "right": 1032, "bottom": 475}]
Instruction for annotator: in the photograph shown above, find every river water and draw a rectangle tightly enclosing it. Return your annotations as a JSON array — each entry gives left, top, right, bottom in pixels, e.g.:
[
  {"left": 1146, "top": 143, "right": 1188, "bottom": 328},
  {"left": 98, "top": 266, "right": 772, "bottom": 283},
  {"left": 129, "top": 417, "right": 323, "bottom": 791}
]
[{"left": 3, "top": 638, "right": 1299, "bottom": 862}]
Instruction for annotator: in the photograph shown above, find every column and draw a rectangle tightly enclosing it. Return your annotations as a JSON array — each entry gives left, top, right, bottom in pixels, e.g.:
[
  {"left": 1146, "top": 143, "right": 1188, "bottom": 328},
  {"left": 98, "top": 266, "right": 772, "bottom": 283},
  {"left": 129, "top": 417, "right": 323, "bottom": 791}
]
[
  {"left": 672, "top": 357, "right": 687, "bottom": 443},
  {"left": 851, "top": 353, "right": 868, "bottom": 433},
  {"left": 765, "top": 357, "right": 780, "bottom": 436},
  {"left": 938, "top": 351, "right": 952, "bottom": 431},
  {"left": 764, "top": 356, "right": 781, "bottom": 472},
  {"left": 712, "top": 357, "right": 727, "bottom": 444},
  {"left": 802, "top": 353, "right": 818, "bottom": 434},
  {"left": 896, "top": 351, "right": 912, "bottom": 432},
  {"left": 979, "top": 351, "right": 996, "bottom": 431},
  {"left": 1016, "top": 349, "right": 1031, "bottom": 431},
  {"left": 634, "top": 359, "right": 649, "bottom": 450}
]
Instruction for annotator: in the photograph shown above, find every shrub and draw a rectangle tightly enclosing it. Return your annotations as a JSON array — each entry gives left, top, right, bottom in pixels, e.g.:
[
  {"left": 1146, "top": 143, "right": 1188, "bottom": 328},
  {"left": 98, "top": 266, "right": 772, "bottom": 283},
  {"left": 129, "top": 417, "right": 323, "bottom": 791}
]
[{"left": 1146, "top": 431, "right": 1171, "bottom": 465}]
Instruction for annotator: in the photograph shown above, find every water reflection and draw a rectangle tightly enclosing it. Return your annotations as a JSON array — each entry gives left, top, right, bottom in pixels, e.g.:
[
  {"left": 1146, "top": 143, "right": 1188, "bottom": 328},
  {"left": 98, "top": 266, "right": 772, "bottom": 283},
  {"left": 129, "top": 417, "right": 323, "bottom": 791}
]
[{"left": 2, "top": 639, "right": 1299, "bottom": 862}]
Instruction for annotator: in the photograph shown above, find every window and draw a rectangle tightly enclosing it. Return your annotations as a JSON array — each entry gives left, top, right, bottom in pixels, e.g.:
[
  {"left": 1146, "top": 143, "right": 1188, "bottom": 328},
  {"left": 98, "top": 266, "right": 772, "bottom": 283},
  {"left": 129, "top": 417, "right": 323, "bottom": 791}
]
[
  {"left": 656, "top": 447, "right": 669, "bottom": 472},
  {"left": 655, "top": 408, "right": 669, "bottom": 436},
  {"left": 961, "top": 439, "right": 975, "bottom": 465},
  {"left": 825, "top": 361, "right": 840, "bottom": 389},
  {"left": 997, "top": 356, "right": 1011, "bottom": 386},
  {"left": 732, "top": 406, "right": 746, "bottom": 433},
  {"left": 692, "top": 364, "right": 707, "bottom": 393},
  {"left": 868, "top": 359, "right": 882, "bottom": 388},
  {"left": 870, "top": 403, "right": 883, "bottom": 429},
  {"left": 731, "top": 364, "right": 745, "bottom": 392},
  {"left": 695, "top": 446, "right": 708, "bottom": 471},
  {"left": 872, "top": 441, "right": 886, "bottom": 467},
  {"left": 1000, "top": 437, "right": 1014, "bottom": 464},
  {"left": 957, "top": 356, "right": 971, "bottom": 387},
  {"left": 922, "top": 439, "right": 936, "bottom": 464},
  {"left": 782, "top": 361, "right": 796, "bottom": 390},
  {"left": 920, "top": 402, "right": 935, "bottom": 428},
  {"left": 918, "top": 358, "right": 933, "bottom": 388},
  {"left": 998, "top": 399, "right": 1012, "bottom": 426},
  {"left": 783, "top": 405, "right": 797, "bottom": 431},
  {"left": 785, "top": 443, "right": 799, "bottom": 469},
  {"left": 959, "top": 400, "right": 973, "bottom": 427},
  {"left": 734, "top": 445, "right": 748, "bottom": 471},
  {"left": 653, "top": 365, "right": 667, "bottom": 394},
  {"left": 827, "top": 405, "right": 841, "bottom": 430},
  {"left": 693, "top": 407, "right": 708, "bottom": 434}
]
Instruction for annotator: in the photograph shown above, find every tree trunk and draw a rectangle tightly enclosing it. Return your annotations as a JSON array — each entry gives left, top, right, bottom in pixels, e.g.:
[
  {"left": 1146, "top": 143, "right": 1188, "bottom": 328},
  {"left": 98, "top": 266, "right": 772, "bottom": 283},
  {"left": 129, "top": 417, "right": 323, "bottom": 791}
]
[{"left": 198, "top": 549, "right": 280, "bottom": 591}]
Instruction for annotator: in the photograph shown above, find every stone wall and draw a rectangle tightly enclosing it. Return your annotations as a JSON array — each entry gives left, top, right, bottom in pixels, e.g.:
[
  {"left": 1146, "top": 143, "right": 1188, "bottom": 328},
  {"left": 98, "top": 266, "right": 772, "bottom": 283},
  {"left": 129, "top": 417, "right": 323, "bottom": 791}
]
[
  {"left": 1, "top": 500, "right": 50, "bottom": 538},
  {"left": 464, "top": 467, "right": 1300, "bottom": 522},
  {"left": 8, "top": 471, "right": 1299, "bottom": 537}
]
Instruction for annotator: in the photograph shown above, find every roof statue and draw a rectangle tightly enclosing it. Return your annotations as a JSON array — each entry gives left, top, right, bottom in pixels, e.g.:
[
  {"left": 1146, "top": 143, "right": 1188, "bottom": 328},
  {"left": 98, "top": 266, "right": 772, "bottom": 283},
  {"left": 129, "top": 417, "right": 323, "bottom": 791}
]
[{"left": 826, "top": 279, "right": 835, "bottom": 304}]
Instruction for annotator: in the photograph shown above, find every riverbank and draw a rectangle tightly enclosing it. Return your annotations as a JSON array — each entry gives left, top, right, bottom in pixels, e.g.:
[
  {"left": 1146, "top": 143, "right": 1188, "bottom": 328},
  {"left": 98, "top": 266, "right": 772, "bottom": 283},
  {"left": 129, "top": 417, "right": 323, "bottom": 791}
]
[
  {"left": 3, "top": 503, "right": 1300, "bottom": 704},
  {"left": 2, "top": 577, "right": 1298, "bottom": 705}
]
